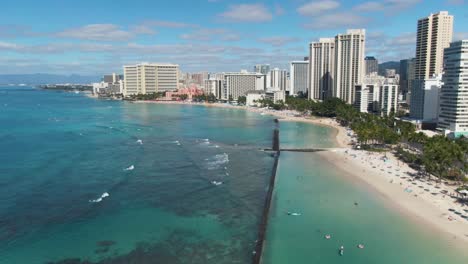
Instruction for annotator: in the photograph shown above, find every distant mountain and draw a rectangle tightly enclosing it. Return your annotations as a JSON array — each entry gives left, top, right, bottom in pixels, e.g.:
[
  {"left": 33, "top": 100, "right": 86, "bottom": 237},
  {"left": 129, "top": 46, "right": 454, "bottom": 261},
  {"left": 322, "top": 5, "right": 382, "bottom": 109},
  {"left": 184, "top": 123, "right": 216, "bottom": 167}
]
[
  {"left": 0, "top": 74, "right": 100, "bottom": 85},
  {"left": 378, "top": 61, "right": 400, "bottom": 76}
]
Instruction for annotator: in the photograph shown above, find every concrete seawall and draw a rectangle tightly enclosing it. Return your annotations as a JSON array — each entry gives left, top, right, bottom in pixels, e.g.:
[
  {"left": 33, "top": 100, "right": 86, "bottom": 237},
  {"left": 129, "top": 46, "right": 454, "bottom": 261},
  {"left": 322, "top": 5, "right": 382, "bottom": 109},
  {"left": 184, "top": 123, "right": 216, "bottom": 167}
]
[{"left": 252, "top": 127, "right": 280, "bottom": 264}]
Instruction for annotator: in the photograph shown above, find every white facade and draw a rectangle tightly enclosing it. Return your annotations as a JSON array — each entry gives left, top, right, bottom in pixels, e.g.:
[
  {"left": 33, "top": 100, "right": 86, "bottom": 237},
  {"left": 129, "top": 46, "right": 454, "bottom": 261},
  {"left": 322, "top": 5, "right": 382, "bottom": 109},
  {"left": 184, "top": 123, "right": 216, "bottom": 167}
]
[
  {"left": 354, "top": 85, "right": 372, "bottom": 113},
  {"left": 246, "top": 90, "right": 285, "bottom": 107},
  {"left": 290, "top": 61, "right": 309, "bottom": 96},
  {"left": 92, "top": 82, "right": 109, "bottom": 94},
  {"left": 309, "top": 38, "right": 335, "bottom": 100},
  {"left": 246, "top": 91, "right": 265, "bottom": 107},
  {"left": 334, "top": 29, "right": 366, "bottom": 104},
  {"left": 223, "top": 72, "right": 266, "bottom": 100},
  {"left": 414, "top": 11, "right": 454, "bottom": 80},
  {"left": 270, "top": 68, "right": 287, "bottom": 91},
  {"left": 438, "top": 40, "right": 468, "bottom": 138},
  {"left": 410, "top": 75, "right": 443, "bottom": 122},
  {"left": 123, "top": 63, "right": 179, "bottom": 96},
  {"left": 204, "top": 79, "right": 223, "bottom": 99},
  {"left": 379, "top": 84, "right": 399, "bottom": 116}
]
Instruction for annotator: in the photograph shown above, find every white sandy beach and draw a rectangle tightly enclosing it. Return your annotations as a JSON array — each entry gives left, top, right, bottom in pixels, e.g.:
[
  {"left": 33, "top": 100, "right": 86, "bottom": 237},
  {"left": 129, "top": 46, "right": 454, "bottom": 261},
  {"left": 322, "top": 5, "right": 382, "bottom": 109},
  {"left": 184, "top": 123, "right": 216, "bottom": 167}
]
[{"left": 320, "top": 149, "right": 468, "bottom": 245}]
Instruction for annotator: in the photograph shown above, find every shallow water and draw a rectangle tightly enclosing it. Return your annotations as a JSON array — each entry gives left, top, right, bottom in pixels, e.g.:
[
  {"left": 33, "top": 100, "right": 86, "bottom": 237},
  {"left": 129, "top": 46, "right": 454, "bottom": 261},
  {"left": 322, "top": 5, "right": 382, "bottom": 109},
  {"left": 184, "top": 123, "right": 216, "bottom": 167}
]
[{"left": 261, "top": 152, "right": 468, "bottom": 263}]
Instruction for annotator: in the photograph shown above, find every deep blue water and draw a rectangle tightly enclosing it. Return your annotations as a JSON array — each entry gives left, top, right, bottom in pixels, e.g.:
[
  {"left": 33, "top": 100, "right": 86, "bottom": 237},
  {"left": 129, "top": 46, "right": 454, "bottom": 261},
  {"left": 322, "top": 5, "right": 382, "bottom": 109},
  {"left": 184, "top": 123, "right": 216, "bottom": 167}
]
[{"left": 0, "top": 87, "right": 288, "bottom": 263}]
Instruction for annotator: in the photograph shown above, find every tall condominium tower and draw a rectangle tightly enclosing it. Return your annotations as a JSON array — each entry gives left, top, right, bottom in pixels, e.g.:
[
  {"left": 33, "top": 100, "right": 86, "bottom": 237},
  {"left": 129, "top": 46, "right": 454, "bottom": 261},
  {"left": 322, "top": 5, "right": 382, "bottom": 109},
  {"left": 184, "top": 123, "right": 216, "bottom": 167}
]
[
  {"left": 364, "top": 56, "right": 378, "bottom": 75},
  {"left": 438, "top": 40, "right": 468, "bottom": 138},
  {"left": 414, "top": 11, "right": 454, "bottom": 80},
  {"left": 290, "top": 60, "right": 309, "bottom": 96},
  {"left": 309, "top": 38, "right": 335, "bottom": 100},
  {"left": 334, "top": 29, "right": 366, "bottom": 104},
  {"left": 123, "top": 63, "right": 179, "bottom": 96},
  {"left": 270, "top": 68, "right": 288, "bottom": 91},
  {"left": 411, "top": 11, "right": 453, "bottom": 120}
]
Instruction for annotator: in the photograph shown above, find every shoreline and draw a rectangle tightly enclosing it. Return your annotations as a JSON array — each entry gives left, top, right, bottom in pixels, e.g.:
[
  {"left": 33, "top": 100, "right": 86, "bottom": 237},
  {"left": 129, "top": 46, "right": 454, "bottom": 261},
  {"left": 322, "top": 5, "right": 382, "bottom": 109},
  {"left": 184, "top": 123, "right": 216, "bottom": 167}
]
[
  {"left": 319, "top": 149, "right": 468, "bottom": 246},
  {"left": 110, "top": 99, "right": 468, "bottom": 246},
  {"left": 131, "top": 100, "right": 350, "bottom": 148}
]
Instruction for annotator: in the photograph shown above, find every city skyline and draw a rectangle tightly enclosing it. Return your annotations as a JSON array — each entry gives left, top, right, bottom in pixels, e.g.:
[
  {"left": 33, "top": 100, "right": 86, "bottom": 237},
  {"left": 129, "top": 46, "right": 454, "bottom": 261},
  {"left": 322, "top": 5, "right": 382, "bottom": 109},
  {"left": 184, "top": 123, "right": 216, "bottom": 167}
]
[{"left": 0, "top": 0, "right": 467, "bottom": 75}]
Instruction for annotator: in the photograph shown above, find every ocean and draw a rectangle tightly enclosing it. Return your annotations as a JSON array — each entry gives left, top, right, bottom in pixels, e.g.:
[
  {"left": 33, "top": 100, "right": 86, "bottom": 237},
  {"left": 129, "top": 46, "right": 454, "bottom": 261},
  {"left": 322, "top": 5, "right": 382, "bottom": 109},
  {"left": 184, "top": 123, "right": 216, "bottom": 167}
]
[
  {"left": 0, "top": 86, "right": 467, "bottom": 264},
  {"left": 0, "top": 87, "right": 277, "bottom": 263}
]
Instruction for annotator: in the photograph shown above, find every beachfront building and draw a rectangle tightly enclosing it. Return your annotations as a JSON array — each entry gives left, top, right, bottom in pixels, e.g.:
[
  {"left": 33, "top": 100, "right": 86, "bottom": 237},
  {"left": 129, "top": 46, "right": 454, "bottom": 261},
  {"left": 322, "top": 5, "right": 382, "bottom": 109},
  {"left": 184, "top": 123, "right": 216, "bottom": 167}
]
[
  {"left": 334, "top": 29, "right": 366, "bottom": 104},
  {"left": 438, "top": 40, "right": 468, "bottom": 138},
  {"left": 290, "top": 60, "right": 309, "bottom": 96},
  {"left": 204, "top": 73, "right": 224, "bottom": 99},
  {"left": 411, "top": 11, "right": 453, "bottom": 119},
  {"left": 270, "top": 68, "right": 287, "bottom": 91},
  {"left": 223, "top": 71, "right": 266, "bottom": 101},
  {"left": 246, "top": 90, "right": 285, "bottom": 107},
  {"left": 365, "top": 56, "right": 378, "bottom": 75},
  {"left": 410, "top": 75, "right": 443, "bottom": 123},
  {"left": 123, "top": 63, "right": 179, "bottom": 96},
  {"left": 93, "top": 73, "right": 124, "bottom": 96},
  {"left": 309, "top": 38, "right": 335, "bottom": 100},
  {"left": 164, "top": 85, "right": 204, "bottom": 101}
]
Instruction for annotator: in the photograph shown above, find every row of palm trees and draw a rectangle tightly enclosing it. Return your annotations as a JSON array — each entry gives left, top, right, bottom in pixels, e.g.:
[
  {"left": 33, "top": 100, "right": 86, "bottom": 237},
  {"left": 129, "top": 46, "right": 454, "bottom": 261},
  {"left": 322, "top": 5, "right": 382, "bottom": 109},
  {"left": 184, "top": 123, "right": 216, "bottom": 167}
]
[{"left": 284, "top": 96, "right": 467, "bottom": 182}]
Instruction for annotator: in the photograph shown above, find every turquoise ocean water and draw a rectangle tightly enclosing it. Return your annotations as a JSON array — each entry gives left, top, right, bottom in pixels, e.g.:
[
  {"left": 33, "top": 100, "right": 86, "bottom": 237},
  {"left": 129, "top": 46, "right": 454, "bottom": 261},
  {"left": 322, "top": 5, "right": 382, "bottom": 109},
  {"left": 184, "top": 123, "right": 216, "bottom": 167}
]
[
  {"left": 1, "top": 86, "right": 467, "bottom": 263},
  {"left": 0, "top": 87, "right": 277, "bottom": 263},
  {"left": 262, "top": 139, "right": 468, "bottom": 263}
]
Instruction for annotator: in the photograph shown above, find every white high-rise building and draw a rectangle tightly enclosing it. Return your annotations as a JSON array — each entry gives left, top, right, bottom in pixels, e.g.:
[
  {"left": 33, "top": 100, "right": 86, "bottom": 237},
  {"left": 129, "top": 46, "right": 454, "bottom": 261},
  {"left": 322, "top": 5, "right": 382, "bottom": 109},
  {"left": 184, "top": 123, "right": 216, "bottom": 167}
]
[
  {"left": 204, "top": 73, "right": 224, "bottom": 99},
  {"left": 438, "top": 40, "right": 468, "bottom": 138},
  {"left": 290, "top": 61, "right": 309, "bottom": 96},
  {"left": 379, "top": 83, "right": 399, "bottom": 116},
  {"left": 123, "top": 63, "right": 179, "bottom": 96},
  {"left": 411, "top": 11, "right": 453, "bottom": 120},
  {"left": 414, "top": 11, "right": 454, "bottom": 80},
  {"left": 309, "top": 38, "right": 335, "bottom": 100},
  {"left": 223, "top": 71, "right": 266, "bottom": 100},
  {"left": 354, "top": 74, "right": 385, "bottom": 113},
  {"left": 270, "top": 68, "right": 287, "bottom": 91},
  {"left": 334, "top": 29, "right": 366, "bottom": 104},
  {"left": 411, "top": 75, "right": 443, "bottom": 122}
]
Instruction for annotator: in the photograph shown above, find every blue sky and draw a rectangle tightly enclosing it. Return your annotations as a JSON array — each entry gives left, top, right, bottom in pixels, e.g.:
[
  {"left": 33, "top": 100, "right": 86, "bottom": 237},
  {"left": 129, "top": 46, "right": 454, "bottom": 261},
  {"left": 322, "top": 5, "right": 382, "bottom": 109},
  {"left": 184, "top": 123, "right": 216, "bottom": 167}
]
[{"left": 0, "top": 0, "right": 466, "bottom": 75}]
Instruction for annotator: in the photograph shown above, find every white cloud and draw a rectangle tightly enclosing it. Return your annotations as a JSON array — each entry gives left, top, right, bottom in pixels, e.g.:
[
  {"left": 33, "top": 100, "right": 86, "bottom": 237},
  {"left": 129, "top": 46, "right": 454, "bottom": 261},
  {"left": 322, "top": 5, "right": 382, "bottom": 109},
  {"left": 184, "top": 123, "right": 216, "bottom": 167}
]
[
  {"left": 297, "top": 1, "right": 340, "bottom": 16},
  {"left": 353, "top": 0, "right": 421, "bottom": 12},
  {"left": 303, "top": 13, "right": 370, "bottom": 29},
  {"left": 257, "top": 36, "right": 300, "bottom": 47},
  {"left": 366, "top": 31, "right": 416, "bottom": 61},
  {"left": 56, "top": 24, "right": 137, "bottom": 41},
  {"left": 0, "top": 41, "right": 21, "bottom": 50},
  {"left": 180, "top": 28, "right": 240, "bottom": 42},
  {"left": 218, "top": 4, "right": 273, "bottom": 22},
  {"left": 140, "top": 20, "right": 198, "bottom": 28}
]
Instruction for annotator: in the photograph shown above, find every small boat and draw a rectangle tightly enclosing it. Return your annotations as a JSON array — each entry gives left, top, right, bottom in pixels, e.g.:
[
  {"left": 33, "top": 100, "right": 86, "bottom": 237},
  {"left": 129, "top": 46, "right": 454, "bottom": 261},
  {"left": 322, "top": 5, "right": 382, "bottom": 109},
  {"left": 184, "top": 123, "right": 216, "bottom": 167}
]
[
  {"left": 325, "top": 234, "right": 331, "bottom": 239},
  {"left": 339, "top": 246, "right": 344, "bottom": 256},
  {"left": 358, "top": 244, "right": 364, "bottom": 249}
]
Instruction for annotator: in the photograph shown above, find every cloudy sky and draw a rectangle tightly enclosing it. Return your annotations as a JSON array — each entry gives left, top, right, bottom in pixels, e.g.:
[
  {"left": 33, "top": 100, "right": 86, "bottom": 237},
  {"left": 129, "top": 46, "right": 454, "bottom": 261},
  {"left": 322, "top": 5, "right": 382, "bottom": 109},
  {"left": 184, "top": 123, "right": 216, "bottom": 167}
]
[{"left": 0, "top": 0, "right": 467, "bottom": 75}]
